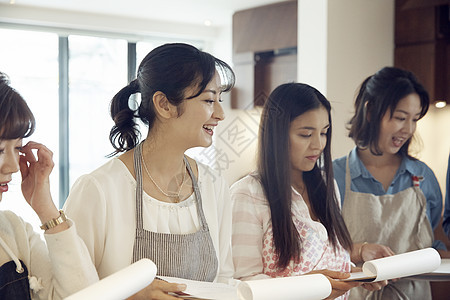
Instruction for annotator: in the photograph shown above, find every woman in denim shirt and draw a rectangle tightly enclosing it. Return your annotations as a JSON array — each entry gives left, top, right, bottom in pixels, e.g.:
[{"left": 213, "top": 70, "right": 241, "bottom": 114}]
[{"left": 333, "top": 67, "right": 444, "bottom": 300}]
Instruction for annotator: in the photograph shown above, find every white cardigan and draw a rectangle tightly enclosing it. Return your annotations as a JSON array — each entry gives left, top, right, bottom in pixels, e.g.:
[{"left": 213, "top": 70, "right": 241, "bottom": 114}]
[
  {"left": 0, "top": 211, "right": 99, "bottom": 299},
  {"left": 63, "top": 158, "right": 234, "bottom": 283}
]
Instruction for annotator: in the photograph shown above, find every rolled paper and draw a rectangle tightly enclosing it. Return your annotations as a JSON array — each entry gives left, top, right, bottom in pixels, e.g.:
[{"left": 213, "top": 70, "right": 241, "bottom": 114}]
[
  {"left": 363, "top": 248, "right": 441, "bottom": 282},
  {"left": 66, "top": 258, "right": 157, "bottom": 300},
  {"left": 237, "top": 273, "right": 331, "bottom": 300}
]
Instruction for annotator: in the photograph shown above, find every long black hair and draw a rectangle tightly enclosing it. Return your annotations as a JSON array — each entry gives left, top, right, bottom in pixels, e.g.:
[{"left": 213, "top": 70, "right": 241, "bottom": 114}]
[
  {"left": 109, "top": 43, "right": 235, "bottom": 155},
  {"left": 0, "top": 72, "right": 35, "bottom": 140},
  {"left": 257, "top": 82, "right": 352, "bottom": 269},
  {"left": 348, "top": 66, "right": 429, "bottom": 157}
]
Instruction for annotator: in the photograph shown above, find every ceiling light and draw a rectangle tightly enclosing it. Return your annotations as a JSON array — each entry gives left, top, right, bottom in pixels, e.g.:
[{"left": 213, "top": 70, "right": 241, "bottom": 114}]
[{"left": 434, "top": 101, "right": 447, "bottom": 109}]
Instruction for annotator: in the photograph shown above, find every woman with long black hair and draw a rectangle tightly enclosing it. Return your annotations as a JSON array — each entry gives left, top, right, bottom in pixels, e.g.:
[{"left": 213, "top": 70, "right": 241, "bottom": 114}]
[{"left": 231, "top": 83, "right": 381, "bottom": 299}]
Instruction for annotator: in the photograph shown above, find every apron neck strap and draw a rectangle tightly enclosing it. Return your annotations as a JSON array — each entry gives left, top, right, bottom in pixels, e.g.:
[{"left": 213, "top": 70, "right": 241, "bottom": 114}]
[
  {"left": 133, "top": 142, "right": 145, "bottom": 230},
  {"left": 345, "top": 153, "right": 352, "bottom": 194},
  {"left": 133, "top": 141, "right": 209, "bottom": 231}
]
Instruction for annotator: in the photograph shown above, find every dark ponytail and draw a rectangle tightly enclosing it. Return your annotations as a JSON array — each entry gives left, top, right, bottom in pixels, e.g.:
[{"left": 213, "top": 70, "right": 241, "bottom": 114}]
[{"left": 109, "top": 79, "right": 141, "bottom": 155}]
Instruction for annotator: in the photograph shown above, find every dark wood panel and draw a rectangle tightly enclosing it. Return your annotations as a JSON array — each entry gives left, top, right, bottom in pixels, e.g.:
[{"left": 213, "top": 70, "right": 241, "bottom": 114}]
[
  {"left": 395, "top": 38, "right": 450, "bottom": 101},
  {"left": 233, "top": 0, "right": 297, "bottom": 54},
  {"left": 395, "top": 0, "right": 436, "bottom": 45},
  {"left": 434, "top": 40, "right": 449, "bottom": 101},
  {"left": 395, "top": 0, "right": 450, "bottom": 103},
  {"left": 445, "top": 43, "right": 450, "bottom": 100},
  {"left": 254, "top": 52, "right": 297, "bottom": 106},
  {"left": 400, "top": 0, "right": 450, "bottom": 10},
  {"left": 395, "top": 43, "right": 437, "bottom": 97}
]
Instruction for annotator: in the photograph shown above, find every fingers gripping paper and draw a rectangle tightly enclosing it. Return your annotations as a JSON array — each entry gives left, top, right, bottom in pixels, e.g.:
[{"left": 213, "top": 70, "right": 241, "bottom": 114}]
[
  {"left": 65, "top": 258, "right": 157, "bottom": 300},
  {"left": 237, "top": 274, "right": 331, "bottom": 300}
]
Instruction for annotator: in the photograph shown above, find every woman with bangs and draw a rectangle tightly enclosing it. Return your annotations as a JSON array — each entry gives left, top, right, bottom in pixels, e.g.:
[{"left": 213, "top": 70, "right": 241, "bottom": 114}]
[
  {"left": 333, "top": 66, "right": 444, "bottom": 299},
  {"left": 231, "top": 83, "right": 385, "bottom": 299},
  {"left": 64, "top": 43, "right": 235, "bottom": 299},
  {"left": 0, "top": 72, "right": 98, "bottom": 299}
]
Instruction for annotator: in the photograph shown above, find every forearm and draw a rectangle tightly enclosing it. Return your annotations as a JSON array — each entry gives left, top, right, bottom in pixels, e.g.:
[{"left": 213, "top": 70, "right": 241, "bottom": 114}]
[{"left": 44, "top": 220, "right": 99, "bottom": 298}]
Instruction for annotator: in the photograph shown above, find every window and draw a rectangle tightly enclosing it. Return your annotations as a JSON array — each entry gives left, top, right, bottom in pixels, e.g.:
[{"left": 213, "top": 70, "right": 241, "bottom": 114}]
[
  {"left": 0, "top": 28, "right": 59, "bottom": 228},
  {"left": 0, "top": 26, "right": 203, "bottom": 232},
  {"left": 68, "top": 35, "right": 127, "bottom": 187}
]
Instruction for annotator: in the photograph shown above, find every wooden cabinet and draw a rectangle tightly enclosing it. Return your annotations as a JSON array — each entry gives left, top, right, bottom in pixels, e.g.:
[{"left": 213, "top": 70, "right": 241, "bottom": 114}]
[
  {"left": 233, "top": 1, "right": 297, "bottom": 54},
  {"left": 394, "top": 0, "right": 450, "bottom": 103},
  {"left": 231, "top": 1, "right": 297, "bottom": 109}
]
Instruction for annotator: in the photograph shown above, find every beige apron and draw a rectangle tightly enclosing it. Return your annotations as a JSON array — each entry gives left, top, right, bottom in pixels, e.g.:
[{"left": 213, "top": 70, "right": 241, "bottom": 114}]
[{"left": 342, "top": 155, "right": 433, "bottom": 300}]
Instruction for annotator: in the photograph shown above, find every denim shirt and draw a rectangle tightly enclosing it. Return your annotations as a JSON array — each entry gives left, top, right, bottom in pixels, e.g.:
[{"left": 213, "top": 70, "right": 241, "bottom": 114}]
[
  {"left": 333, "top": 147, "right": 445, "bottom": 250},
  {"left": 443, "top": 154, "right": 450, "bottom": 237}
]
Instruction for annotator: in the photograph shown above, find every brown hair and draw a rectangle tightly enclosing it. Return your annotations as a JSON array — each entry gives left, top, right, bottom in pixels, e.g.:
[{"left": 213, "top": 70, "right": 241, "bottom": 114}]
[{"left": 0, "top": 72, "right": 35, "bottom": 140}]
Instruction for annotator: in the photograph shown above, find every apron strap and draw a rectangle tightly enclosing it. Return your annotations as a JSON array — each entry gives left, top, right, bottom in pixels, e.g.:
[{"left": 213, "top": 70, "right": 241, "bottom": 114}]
[
  {"left": 184, "top": 157, "right": 209, "bottom": 231},
  {"left": 133, "top": 142, "right": 145, "bottom": 231},
  {"left": 344, "top": 152, "right": 352, "bottom": 195}
]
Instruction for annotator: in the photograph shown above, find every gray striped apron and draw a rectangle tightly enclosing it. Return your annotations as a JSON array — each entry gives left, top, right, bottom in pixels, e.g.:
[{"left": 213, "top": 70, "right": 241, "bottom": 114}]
[{"left": 131, "top": 142, "right": 218, "bottom": 282}]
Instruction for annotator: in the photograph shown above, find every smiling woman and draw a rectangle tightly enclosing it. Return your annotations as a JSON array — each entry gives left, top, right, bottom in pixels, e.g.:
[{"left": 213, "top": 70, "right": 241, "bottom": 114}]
[
  {"left": 333, "top": 66, "right": 444, "bottom": 300},
  {"left": 63, "top": 43, "right": 236, "bottom": 300}
]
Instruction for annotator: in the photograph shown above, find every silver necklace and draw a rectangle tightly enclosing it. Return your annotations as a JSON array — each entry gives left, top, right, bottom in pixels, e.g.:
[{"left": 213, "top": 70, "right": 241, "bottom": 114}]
[{"left": 141, "top": 153, "right": 187, "bottom": 201}]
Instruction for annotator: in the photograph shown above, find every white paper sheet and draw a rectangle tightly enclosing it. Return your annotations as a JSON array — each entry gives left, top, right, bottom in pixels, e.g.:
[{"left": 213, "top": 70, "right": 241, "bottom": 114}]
[
  {"left": 65, "top": 258, "right": 157, "bottom": 300},
  {"left": 344, "top": 248, "right": 441, "bottom": 282},
  {"left": 407, "top": 258, "right": 450, "bottom": 281},
  {"left": 364, "top": 247, "right": 441, "bottom": 281},
  {"left": 159, "top": 276, "right": 238, "bottom": 300},
  {"left": 430, "top": 258, "right": 450, "bottom": 274},
  {"left": 237, "top": 274, "right": 331, "bottom": 300}
]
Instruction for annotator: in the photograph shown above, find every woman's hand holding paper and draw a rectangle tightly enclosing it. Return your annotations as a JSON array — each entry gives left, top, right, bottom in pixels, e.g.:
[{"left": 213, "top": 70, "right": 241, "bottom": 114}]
[
  {"left": 351, "top": 266, "right": 388, "bottom": 291},
  {"left": 309, "top": 269, "right": 361, "bottom": 299},
  {"left": 127, "top": 279, "right": 187, "bottom": 300}
]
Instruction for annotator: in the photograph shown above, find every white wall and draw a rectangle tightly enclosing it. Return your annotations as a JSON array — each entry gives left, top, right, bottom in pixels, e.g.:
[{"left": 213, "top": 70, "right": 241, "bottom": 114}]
[
  {"left": 297, "top": 0, "right": 395, "bottom": 160},
  {"left": 327, "top": 0, "right": 395, "bottom": 159},
  {"left": 297, "top": 0, "right": 328, "bottom": 94},
  {"left": 416, "top": 106, "right": 450, "bottom": 199}
]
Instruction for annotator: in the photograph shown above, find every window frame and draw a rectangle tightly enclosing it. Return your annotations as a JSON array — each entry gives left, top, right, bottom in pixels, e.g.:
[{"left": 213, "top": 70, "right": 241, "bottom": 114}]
[{"left": 0, "top": 23, "right": 204, "bottom": 207}]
